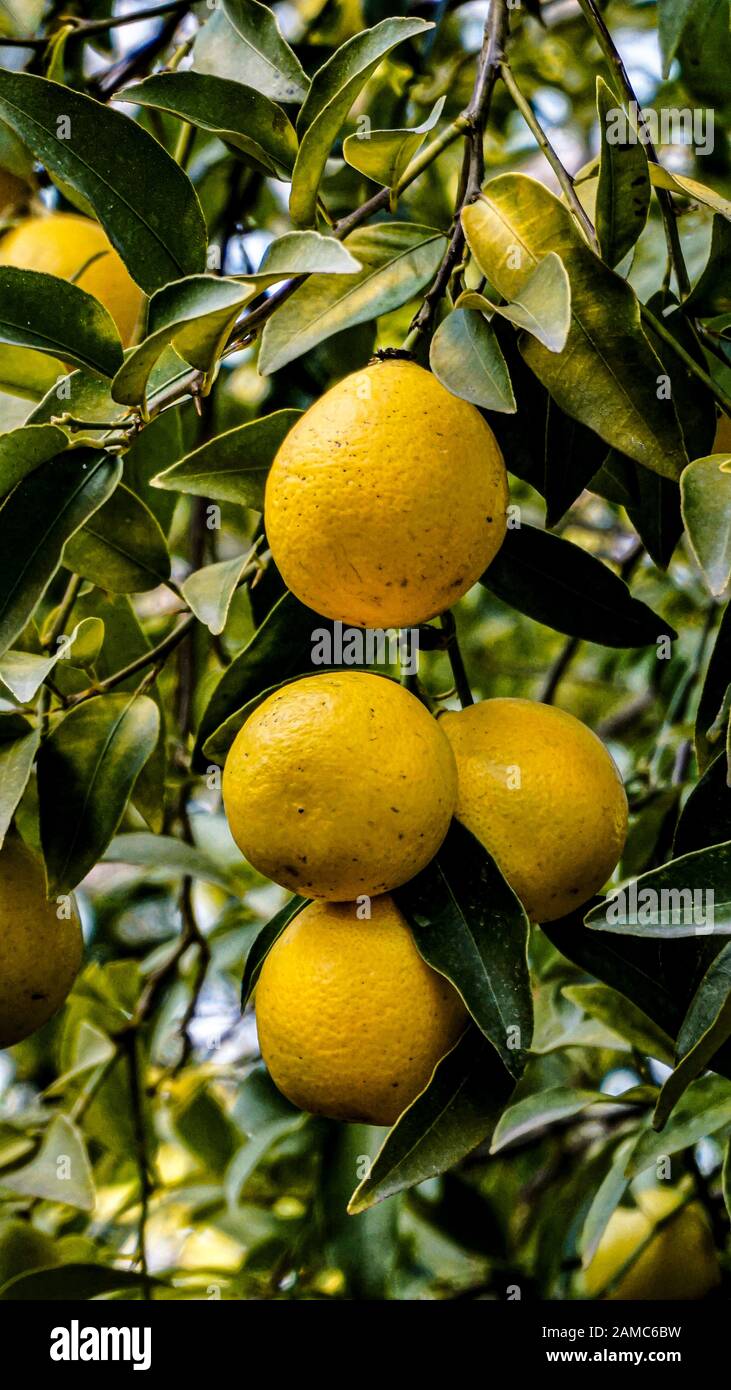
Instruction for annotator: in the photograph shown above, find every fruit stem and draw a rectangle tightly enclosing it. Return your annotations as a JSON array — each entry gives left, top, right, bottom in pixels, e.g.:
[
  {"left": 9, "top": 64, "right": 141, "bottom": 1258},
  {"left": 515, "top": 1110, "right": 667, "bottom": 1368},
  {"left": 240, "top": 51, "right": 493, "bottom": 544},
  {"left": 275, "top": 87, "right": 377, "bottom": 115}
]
[{"left": 440, "top": 612, "right": 474, "bottom": 707}]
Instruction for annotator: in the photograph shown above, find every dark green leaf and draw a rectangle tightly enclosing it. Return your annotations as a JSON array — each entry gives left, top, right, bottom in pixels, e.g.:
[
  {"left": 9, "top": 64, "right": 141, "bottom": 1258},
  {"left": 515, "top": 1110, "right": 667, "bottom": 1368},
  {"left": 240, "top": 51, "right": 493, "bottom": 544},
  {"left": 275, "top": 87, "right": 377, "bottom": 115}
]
[
  {"left": 675, "top": 753, "right": 731, "bottom": 856},
  {"left": 429, "top": 308, "right": 515, "bottom": 412},
  {"left": 0, "top": 449, "right": 121, "bottom": 659},
  {"left": 0, "top": 1263, "right": 159, "bottom": 1300},
  {"left": 595, "top": 77, "right": 650, "bottom": 267},
  {"left": 685, "top": 216, "right": 731, "bottom": 317},
  {"left": 152, "top": 409, "right": 301, "bottom": 507},
  {"left": 627, "top": 1073, "right": 731, "bottom": 1175},
  {"left": 38, "top": 693, "right": 160, "bottom": 893},
  {"left": 479, "top": 523, "right": 673, "bottom": 647},
  {"left": 242, "top": 896, "right": 308, "bottom": 1007},
  {"left": 0, "top": 423, "right": 67, "bottom": 501},
  {"left": 696, "top": 602, "right": 731, "bottom": 771},
  {"left": 395, "top": 821, "right": 532, "bottom": 1077},
  {"left": 0, "top": 71, "right": 207, "bottom": 293},
  {"left": 63, "top": 484, "right": 171, "bottom": 593},
  {"left": 563, "top": 983, "right": 675, "bottom": 1064},
  {"left": 584, "top": 841, "right": 731, "bottom": 937},
  {"left": 0, "top": 268, "right": 123, "bottom": 378},
  {"left": 193, "top": 0, "right": 310, "bottom": 103}
]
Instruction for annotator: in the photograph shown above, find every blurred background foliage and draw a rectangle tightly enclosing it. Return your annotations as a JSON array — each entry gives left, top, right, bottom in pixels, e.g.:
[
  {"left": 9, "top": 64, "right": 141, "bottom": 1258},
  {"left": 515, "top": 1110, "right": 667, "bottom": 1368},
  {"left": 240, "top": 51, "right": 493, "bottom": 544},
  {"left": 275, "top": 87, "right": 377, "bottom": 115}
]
[{"left": 0, "top": 0, "right": 729, "bottom": 1300}]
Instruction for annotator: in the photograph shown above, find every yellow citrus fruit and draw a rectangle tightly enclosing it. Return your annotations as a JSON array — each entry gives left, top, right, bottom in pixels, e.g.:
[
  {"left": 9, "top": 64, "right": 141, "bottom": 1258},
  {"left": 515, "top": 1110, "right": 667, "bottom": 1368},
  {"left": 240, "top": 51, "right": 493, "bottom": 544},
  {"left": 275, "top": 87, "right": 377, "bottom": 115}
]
[
  {"left": 255, "top": 895, "right": 468, "bottom": 1125},
  {"left": 0, "top": 838, "right": 83, "bottom": 1048},
  {"left": 0, "top": 212, "right": 143, "bottom": 346},
  {"left": 223, "top": 671, "right": 457, "bottom": 899},
  {"left": 584, "top": 1188, "right": 720, "bottom": 1300},
  {"left": 440, "top": 698, "right": 627, "bottom": 922},
  {"left": 264, "top": 357, "right": 508, "bottom": 627}
]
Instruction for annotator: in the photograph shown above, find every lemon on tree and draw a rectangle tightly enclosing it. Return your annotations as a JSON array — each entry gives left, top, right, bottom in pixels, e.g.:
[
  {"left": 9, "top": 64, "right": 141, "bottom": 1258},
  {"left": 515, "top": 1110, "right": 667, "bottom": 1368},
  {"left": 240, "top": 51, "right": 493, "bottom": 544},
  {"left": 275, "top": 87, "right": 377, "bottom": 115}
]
[
  {"left": 584, "top": 1187, "right": 720, "bottom": 1299},
  {"left": 255, "top": 895, "right": 467, "bottom": 1125},
  {"left": 0, "top": 211, "right": 144, "bottom": 346},
  {"left": 0, "top": 838, "right": 83, "bottom": 1048},
  {"left": 223, "top": 670, "right": 457, "bottom": 899},
  {"left": 441, "top": 697, "right": 628, "bottom": 922},
  {"left": 264, "top": 355, "right": 509, "bottom": 628}
]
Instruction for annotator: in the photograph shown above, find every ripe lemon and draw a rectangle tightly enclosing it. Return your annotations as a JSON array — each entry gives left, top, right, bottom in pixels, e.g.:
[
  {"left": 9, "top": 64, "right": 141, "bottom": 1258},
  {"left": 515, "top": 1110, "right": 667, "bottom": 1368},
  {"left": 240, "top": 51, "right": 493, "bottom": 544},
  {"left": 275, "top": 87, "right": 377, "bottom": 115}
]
[
  {"left": 255, "top": 895, "right": 468, "bottom": 1125},
  {"left": 0, "top": 212, "right": 143, "bottom": 346},
  {"left": 0, "top": 838, "right": 83, "bottom": 1048},
  {"left": 264, "top": 356, "right": 508, "bottom": 627},
  {"left": 223, "top": 671, "right": 457, "bottom": 899},
  {"left": 440, "top": 698, "right": 627, "bottom": 922},
  {"left": 584, "top": 1188, "right": 720, "bottom": 1300}
]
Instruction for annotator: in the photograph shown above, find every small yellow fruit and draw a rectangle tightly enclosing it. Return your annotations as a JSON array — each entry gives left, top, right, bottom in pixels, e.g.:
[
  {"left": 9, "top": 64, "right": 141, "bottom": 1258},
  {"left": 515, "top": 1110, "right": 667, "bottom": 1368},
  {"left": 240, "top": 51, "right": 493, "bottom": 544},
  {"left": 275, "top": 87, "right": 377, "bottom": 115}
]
[
  {"left": 264, "top": 357, "right": 508, "bottom": 627},
  {"left": 0, "top": 212, "right": 143, "bottom": 346},
  {"left": 0, "top": 838, "right": 83, "bottom": 1048},
  {"left": 440, "top": 698, "right": 627, "bottom": 922},
  {"left": 223, "top": 671, "right": 457, "bottom": 899},
  {"left": 255, "top": 896, "right": 468, "bottom": 1125},
  {"left": 584, "top": 1188, "right": 720, "bottom": 1300}
]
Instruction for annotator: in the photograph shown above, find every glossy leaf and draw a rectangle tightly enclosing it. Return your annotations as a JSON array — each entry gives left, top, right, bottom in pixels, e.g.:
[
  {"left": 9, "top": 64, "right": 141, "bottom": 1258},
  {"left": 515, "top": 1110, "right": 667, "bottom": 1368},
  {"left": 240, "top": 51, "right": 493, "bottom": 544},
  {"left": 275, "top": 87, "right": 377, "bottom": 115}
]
[
  {"left": 626, "top": 1073, "right": 731, "bottom": 1175},
  {"left": 193, "top": 0, "right": 309, "bottom": 103},
  {"left": 242, "top": 896, "right": 308, "bottom": 1007},
  {"left": 462, "top": 175, "right": 688, "bottom": 479},
  {"left": 395, "top": 821, "right": 532, "bottom": 1076},
  {"left": 103, "top": 832, "right": 231, "bottom": 890},
  {"left": 63, "top": 484, "right": 171, "bottom": 593},
  {"left": 259, "top": 223, "right": 446, "bottom": 374},
  {"left": 579, "top": 1136, "right": 635, "bottom": 1266},
  {"left": 429, "top": 308, "right": 516, "bottom": 412},
  {"left": 152, "top": 409, "right": 301, "bottom": 507},
  {"left": 695, "top": 603, "right": 731, "bottom": 772},
  {"left": 649, "top": 164, "right": 731, "bottom": 220},
  {"left": 348, "top": 1028, "right": 513, "bottom": 1213},
  {"left": 490, "top": 1085, "right": 604, "bottom": 1153},
  {"left": 120, "top": 71, "right": 298, "bottom": 177},
  {"left": 0, "top": 71, "right": 207, "bottom": 293},
  {"left": 563, "top": 984, "right": 675, "bottom": 1064},
  {"left": 0, "top": 423, "right": 67, "bottom": 500},
  {"left": 0, "top": 1116, "right": 93, "bottom": 1210},
  {"left": 0, "top": 450, "right": 121, "bottom": 660},
  {"left": 674, "top": 753, "right": 731, "bottom": 856},
  {"left": 290, "top": 17, "right": 431, "bottom": 226},
  {"left": 342, "top": 96, "right": 445, "bottom": 188},
  {"left": 459, "top": 251, "right": 571, "bottom": 353},
  {"left": 680, "top": 453, "right": 731, "bottom": 596},
  {"left": 182, "top": 552, "right": 254, "bottom": 636},
  {"left": 112, "top": 276, "right": 254, "bottom": 408},
  {"left": 38, "top": 693, "right": 160, "bottom": 893},
  {"left": 595, "top": 77, "right": 650, "bottom": 267},
  {"left": 0, "top": 620, "right": 99, "bottom": 701},
  {"left": 654, "top": 943, "right": 731, "bottom": 1128},
  {"left": 0, "top": 720, "right": 39, "bottom": 848},
  {"left": 584, "top": 841, "right": 731, "bottom": 937},
  {"left": 255, "top": 231, "right": 362, "bottom": 278},
  {"left": 479, "top": 523, "right": 673, "bottom": 647},
  {"left": 0, "top": 268, "right": 123, "bottom": 378}
]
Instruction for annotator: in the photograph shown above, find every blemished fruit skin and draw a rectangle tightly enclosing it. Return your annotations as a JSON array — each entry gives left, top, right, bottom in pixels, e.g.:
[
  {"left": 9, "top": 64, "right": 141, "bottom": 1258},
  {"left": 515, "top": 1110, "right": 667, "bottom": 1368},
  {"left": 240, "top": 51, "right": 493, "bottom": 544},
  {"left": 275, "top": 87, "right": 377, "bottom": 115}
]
[
  {"left": 255, "top": 896, "right": 468, "bottom": 1125},
  {"left": 264, "top": 357, "right": 509, "bottom": 628},
  {"left": 0, "top": 212, "right": 143, "bottom": 346},
  {"left": 0, "top": 838, "right": 83, "bottom": 1048},
  {"left": 584, "top": 1188, "right": 720, "bottom": 1300},
  {"left": 223, "top": 670, "right": 458, "bottom": 900},
  {"left": 440, "top": 698, "right": 628, "bottom": 923}
]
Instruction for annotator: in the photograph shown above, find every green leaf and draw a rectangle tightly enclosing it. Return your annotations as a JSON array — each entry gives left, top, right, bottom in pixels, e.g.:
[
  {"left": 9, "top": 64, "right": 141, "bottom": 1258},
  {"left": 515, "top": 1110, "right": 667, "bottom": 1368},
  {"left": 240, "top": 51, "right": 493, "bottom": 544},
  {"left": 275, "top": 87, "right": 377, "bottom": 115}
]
[
  {"left": 259, "top": 223, "right": 446, "bottom": 374},
  {"left": 111, "top": 276, "right": 254, "bottom": 408},
  {"left": 394, "top": 821, "right": 532, "bottom": 1077},
  {"left": 490, "top": 1085, "right": 604, "bottom": 1153},
  {"left": 584, "top": 841, "right": 731, "bottom": 938},
  {"left": 194, "top": 591, "right": 326, "bottom": 770},
  {"left": 348, "top": 1028, "right": 513, "bottom": 1213},
  {"left": 103, "top": 832, "right": 231, "bottom": 890},
  {"left": 563, "top": 984, "right": 675, "bottom": 1065},
  {"left": 649, "top": 164, "right": 731, "bottom": 220},
  {"left": 462, "top": 175, "right": 688, "bottom": 479},
  {"left": 696, "top": 602, "right": 731, "bottom": 772},
  {"left": 0, "top": 71, "right": 207, "bottom": 293},
  {"left": 0, "top": 1116, "right": 93, "bottom": 1211},
  {"left": 182, "top": 552, "right": 254, "bottom": 636},
  {"left": 658, "top": 0, "right": 697, "bottom": 75},
  {"left": 193, "top": 0, "right": 310, "bottom": 104},
  {"left": 0, "top": 423, "right": 67, "bottom": 500},
  {"left": 579, "top": 1135, "right": 635, "bottom": 1266},
  {"left": 28, "top": 346, "right": 192, "bottom": 444},
  {"left": 152, "top": 409, "right": 301, "bottom": 507},
  {"left": 429, "top": 308, "right": 516, "bottom": 412},
  {"left": 626, "top": 1073, "right": 731, "bottom": 1175},
  {"left": 459, "top": 251, "right": 572, "bottom": 353},
  {"left": 255, "top": 230, "right": 362, "bottom": 278},
  {"left": 290, "top": 17, "right": 431, "bottom": 227},
  {"left": 0, "top": 1263, "right": 159, "bottom": 1300},
  {"left": 674, "top": 753, "right": 731, "bottom": 856},
  {"left": 63, "top": 484, "right": 171, "bottom": 594},
  {"left": 595, "top": 78, "right": 651, "bottom": 267},
  {"left": 0, "top": 449, "right": 121, "bottom": 660},
  {"left": 479, "top": 523, "right": 673, "bottom": 647},
  {"left": 342, "top": 95, "right": 445, "bottom": 189},
  {"left": 119, "top": 71, "right": 298, "bottom": 177},
  {"left": 242, "top": 896, "right": 308, "bottom": 1007},
  {"left": 0, "top": 345, "right": 60, "bottom": 400},
  {"left": 680, "top": 453, "right": 731, "bottom": 596},
  {"left": 38, "top": 692, "right": 160, "bottom": 893},
  {"left": 0, "top": 268, "right": 123, "bottom": 378},
  {"left": 0, "top": 619, "right": 99, "bottom": 700},
  {"left": 653, "top": 943, "right": 731, "bottom": 1129},
  {"left": 685, "top": 216, "right": 731, "bottom": 317},
  {"left": 0, "top": 721, "right": 39, "bottom": 848}
]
